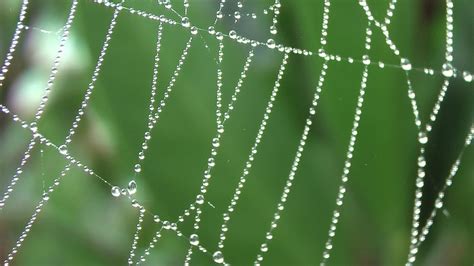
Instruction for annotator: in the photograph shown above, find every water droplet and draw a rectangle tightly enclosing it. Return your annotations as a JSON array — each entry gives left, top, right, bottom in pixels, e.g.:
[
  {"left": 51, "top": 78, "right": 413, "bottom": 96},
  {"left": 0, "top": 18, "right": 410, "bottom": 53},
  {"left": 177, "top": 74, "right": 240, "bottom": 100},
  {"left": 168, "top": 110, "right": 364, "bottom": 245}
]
[
  {"left": 229, "top": 30, "right": 237, "bottom": 39},
  {"left": 234, "top": 11, "right": 241, "bottom": 20},
  {"left": 154, "top": 215, "right": 161, "bottom": 223},
  {"left": 441, "top": 63, "right": 454, "bottom": 77},
  {"left": 131, "top": 199, "right": 140, "bottom": 208},
  {"left": 181, "top": 17, "right": 190, "bottom": 28},
  {"left": 418, "top": 132, "right": 428, "bottom": 144},
  {"left": 196, "top": 194, "right": 204, "bottom": 205},
  {"left": 189, "top": 234, "right": 199, "bottom": 246},
  {"left": 266, "top": 39, "right": 276, "bottom": 49},
  {"left": 111, "top": 186, "right": 121, "bottom": 197},
  {"left": 463, "top": 71, "right": 472, "bottom": 82},
  {"left": 30, "top": 122, "right": 38, "bottom": 133},
  {"left": 213, "top": 251, "right": 224, "bottom": 264},
  {"left": 208, "top": 26, "right": 215, "bottom": 35},
  {"left": 401, "top": 58, "right": 412, "bottom": 71},
  {"left": 134, "top": 164, "right": 142, "bottom": 173},
  {"left": 190, "top": 26, "right": 198, "bottom": 35},
  {"left": 162, "top": 0, "right": 171, "bottom": 9},
  {"left": 362, "top": 55, "right": 371, "bottom": 65},
  {"left": 212, "top": 138, "right": 220, "bottom": 148},
  {"left": 58, "top": 145, "right": 68, "bottom": 155},
  {"left": 127, "top": 180, "right": 137, "bottom": 195},
  {"left": 270, "top": 25, "right": 277, "bottom": 35}
]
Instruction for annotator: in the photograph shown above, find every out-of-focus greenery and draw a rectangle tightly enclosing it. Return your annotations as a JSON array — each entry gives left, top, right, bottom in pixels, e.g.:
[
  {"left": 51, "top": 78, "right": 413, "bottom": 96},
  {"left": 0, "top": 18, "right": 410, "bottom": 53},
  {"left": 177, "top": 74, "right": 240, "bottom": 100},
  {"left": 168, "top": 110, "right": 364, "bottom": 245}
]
[{"left": 0, "top": 0, "right": 472, "bottom": 265}]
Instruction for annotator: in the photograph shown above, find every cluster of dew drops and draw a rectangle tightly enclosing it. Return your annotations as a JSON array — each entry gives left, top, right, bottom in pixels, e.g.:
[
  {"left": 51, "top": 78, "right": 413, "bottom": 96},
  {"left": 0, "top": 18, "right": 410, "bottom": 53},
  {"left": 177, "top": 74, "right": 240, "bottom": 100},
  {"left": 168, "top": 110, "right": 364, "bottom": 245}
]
[
  {"left": 128, "top": 0, "right": 473, "bottom": 83},
  {"left": 105, "top": 1, "right": 471, "bottom": 264}
]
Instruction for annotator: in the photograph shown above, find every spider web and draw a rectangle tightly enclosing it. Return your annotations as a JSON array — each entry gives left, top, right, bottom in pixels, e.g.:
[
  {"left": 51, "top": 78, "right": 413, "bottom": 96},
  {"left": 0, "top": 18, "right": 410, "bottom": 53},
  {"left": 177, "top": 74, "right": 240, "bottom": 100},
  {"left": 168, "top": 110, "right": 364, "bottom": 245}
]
[{"left": 0, "top": 0, "right": 472, "bottom": 265}]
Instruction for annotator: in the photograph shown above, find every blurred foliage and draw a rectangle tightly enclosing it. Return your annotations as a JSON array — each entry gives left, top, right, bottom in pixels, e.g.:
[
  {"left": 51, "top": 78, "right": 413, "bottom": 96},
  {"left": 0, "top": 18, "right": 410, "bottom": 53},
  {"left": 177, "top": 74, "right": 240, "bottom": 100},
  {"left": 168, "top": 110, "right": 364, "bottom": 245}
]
[{"left": 0, "top": 0, "right": 472, "bottom": 265}]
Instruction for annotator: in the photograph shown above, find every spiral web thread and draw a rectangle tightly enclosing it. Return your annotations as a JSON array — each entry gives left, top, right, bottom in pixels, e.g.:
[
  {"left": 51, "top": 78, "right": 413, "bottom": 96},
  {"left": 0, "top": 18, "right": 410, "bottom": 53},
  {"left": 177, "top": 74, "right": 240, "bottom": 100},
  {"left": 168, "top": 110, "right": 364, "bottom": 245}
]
[{"left": 0, "top": 0, "right": 472, "bottom": 265}]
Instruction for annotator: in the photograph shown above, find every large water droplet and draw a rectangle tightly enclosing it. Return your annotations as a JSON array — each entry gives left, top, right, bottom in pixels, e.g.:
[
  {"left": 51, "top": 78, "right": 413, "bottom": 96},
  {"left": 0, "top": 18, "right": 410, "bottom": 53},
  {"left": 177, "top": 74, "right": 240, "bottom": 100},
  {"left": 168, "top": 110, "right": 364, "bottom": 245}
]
[
  {"left": 270, "top": 25, "right": 277, "bottom": 35},
  {"left": 234, "top": 11, "right": 241, "bottom": 20},
  {"left": 229, "top": 30, "right": 237, "bottom": 39},
  {"left": 127, "top": 180, "right": 137, "bottom": 195},
  {"left": 266, "top": 39, "right": 276, "bottom": 49},
  {"left": 181, "top": 17, "right": 190, "bottom": 28},
  {"left": 58, "top": 145, "right": 68, "bottom": 155},
  {"left": 163, "top": 221, "right": 171, "bottom": 229},
  {"left": 441, "top": 63, "right": 454, "bottom": 77},
  {"left": 154, "top": 215, "right": 161, "bottom": 223},
  {"left": 111, "top": 186, "right": 121, "bottom": 197},
  {"left": 212, "top": 138, "right": 220, "bottom": 148},
  {"left": 418, "top": 132, "right": 428, "bottom": 144},
  {"left": 213, "top": 251, "right": 224, "bottom": 264},
  {"left": 208, "top": 26, "right": 215, "bottom": 35},
  {"left": 362, "top": 55, "right": 371, "bottom": 65},
  {"left": 463, "top": 71, "right": 472, "bottom": 82},
  {"left": 190, "top": 26, "right": 198, "bottom": 35},
  {"left": 42, "top": 193, "right": 49, "bottom": 201},
  {"left": 196, "top": 194, "right": 204, "bottom": 205},
  {"left": 401, "top": 58, "right": 412, "bottom": 71},
  {"left": 189, "top": 234, "right": 199, "bottom": 246}
]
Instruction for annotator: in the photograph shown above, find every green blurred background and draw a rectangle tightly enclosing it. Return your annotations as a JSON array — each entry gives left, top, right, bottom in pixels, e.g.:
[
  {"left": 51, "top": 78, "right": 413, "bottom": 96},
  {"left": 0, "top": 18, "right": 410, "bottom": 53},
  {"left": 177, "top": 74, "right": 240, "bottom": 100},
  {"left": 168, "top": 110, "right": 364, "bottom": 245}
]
[{"left": 0, "top": 0, "right": 472, "bottom": 265}]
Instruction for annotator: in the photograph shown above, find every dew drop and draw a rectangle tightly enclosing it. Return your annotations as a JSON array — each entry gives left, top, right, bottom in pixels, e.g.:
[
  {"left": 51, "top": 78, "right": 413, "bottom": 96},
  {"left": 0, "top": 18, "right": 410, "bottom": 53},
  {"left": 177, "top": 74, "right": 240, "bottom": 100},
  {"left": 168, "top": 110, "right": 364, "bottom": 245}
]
[
  {"left": 362, "top": 55, "right": 371, "bottom": 65},
  {"left": 111, "top": 186, "right": 121, "bottom": 197},
  {"left": 229, "top": 30, "right": 237, "bottom": 39},
  {"left": 270, "top": 25, "right": 277, "bottom": 35},
  {"left": 234, "top": 11, "right": 241, "bottom": 20},
  {"left": 208, "top": 26, "right": 216, "bottom": 35},
  {"left": 134, "top": 164, "right": 142, "bottom": 173},
  {"left": 189, "top": 234, "right": 199, "bottom": 246},
  {"left": 463, "top": 71, "right": 472, "bottom": 82},
  {"left": 127, "top": 180, "right": 137, "bottom": 195},
  {"left": 441, "top": 63, "right": 454, "bottom": 77},
  {"left": 162, "top": 0, "right": 171, "bottom": 9},
  {"left": 181, "top": 17, "right": 190, "bottom": 27},
  {"left": 131, "top": 199, "right": 140, "bottom": 208},
  {"left": 213, "top": 251, "right": 224, "bottom": 264},
  {"left": 418, "top": 132, "right": 428, "bottom": 144},
  {"left": 190, "top": 26, "right": 198, "bottom": 35},
  {"left": 266, "top": 38, "right": 276, "bottom": 49},
  {"left": 401, "top": 58, "right": 412, "bottom": 71},
  {"left": 153, "top": 215, "right": 161, "bottom": 223},
  {"left": 217, "top": 125, "right": 224, "bottom": 134},
  {"left": 212, "top": 138, "right": 220, "bottom": 148},
  {"left": 196, "top": 194, "right": 204, "bottom": 205},
  {"left": 58, "top": 145, "right": 68, "bottom": 155},
  {"left": 30, "top": 122, "right": 38, "bottom": 133}
]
